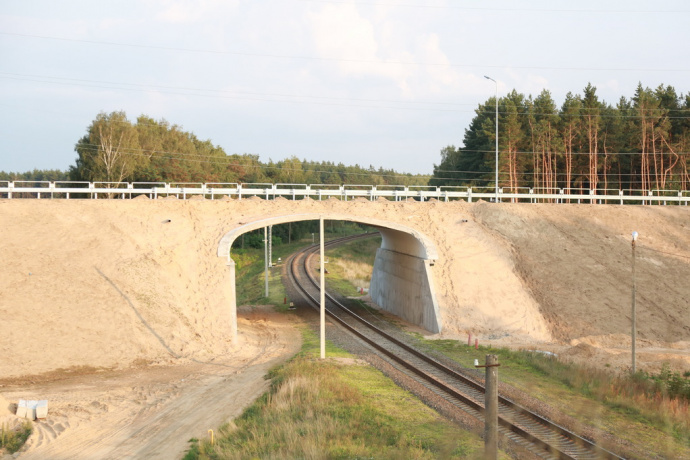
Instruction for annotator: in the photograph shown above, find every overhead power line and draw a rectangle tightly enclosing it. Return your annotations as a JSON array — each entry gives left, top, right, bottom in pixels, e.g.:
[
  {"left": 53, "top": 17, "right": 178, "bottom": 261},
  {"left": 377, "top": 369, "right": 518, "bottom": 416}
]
[
  {"left": 444, "top": 148, "right": 690, "bottom": 156},
  {"left": 0, "top": 72, "right": 475, "bottom": 109},
  {"left": 297, "top": 1, "right": 689, "bottom": 14},
  {"left": 73, "top": 142, "right": 690, "bottom": 185},
  {"left": 74, "top": 144, "right": 427, "bottom": 179},
  {"left": 2, "top": 72, "right": 689, "bottom": 119},
  {"left": 2, "top": 32, "right": 689, "bottom": 73}
]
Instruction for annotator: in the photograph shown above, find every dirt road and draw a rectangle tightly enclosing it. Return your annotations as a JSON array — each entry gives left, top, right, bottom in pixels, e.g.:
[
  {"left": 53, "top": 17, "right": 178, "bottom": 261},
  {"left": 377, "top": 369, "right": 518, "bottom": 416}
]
[{"left": 2, "top": 306, "right": 300, "bottom": 460}]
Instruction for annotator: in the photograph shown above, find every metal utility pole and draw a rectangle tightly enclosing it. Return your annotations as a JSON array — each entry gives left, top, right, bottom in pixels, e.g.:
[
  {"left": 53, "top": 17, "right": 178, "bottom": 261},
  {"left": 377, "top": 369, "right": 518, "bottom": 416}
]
[
  {"left": 631, "top": 231, "right": 638, "bottom": 374},
  {"left": 319, "top": 217, "right": 326, "bottom": 359},
  {"left": 484, "top": 75, "right": 499, "bottom": 203},
  {"left": 264, "top": 227, "right": 269, "bottom": 298},
  {"left": 268, "top": 225, "right": 273, "bottom": 267}
]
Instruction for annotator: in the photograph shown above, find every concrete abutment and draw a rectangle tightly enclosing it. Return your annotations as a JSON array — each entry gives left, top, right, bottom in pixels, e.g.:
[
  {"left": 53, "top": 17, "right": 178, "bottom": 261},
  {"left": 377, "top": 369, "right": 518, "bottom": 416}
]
[{"left": 370, "top": 248, "right": 441, "bottom": 333}]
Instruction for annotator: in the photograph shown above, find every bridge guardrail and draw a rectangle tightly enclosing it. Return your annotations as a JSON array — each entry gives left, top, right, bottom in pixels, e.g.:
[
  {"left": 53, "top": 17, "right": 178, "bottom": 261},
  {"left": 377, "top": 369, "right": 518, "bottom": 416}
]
[{"left": 1, "top": 181, "right": 688, "bottom": 206}]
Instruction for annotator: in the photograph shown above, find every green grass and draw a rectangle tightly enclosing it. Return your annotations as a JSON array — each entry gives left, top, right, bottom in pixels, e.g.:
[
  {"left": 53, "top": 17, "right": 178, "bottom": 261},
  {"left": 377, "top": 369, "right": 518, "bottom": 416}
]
[
  {"left": 326, "top": 235, "right": 382, "bottom": 264},
  {"left": 0, "top": 421, "right": 32, "bottom": 454},
  {"left": 232, "top": 238, "right": 309, "bottom": 306},
  {"left": 323, "top": 235, "right": 381, "bottom": 297},
  {"left": 184, "top": 328, "right": 494, "bottom": 460},
  {"left": 412, "top": 338, "right": 690, "bottom": 458}
]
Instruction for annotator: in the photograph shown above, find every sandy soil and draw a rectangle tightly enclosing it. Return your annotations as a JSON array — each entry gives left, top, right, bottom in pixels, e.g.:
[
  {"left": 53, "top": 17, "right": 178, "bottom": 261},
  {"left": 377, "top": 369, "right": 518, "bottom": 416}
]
[
  {"left": 1, "top": 198, "right": 688, "bottom": 457},
  {"left": 1, "top": 306, "right": 300, "bottom": 460}
]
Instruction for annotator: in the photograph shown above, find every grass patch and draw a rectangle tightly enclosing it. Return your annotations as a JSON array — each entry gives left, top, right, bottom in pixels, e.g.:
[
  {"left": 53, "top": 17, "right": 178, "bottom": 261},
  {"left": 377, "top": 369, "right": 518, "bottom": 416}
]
[
  {"left": 324, "top": 236, "right": 381, "bottom": 295},
  {"left": 413, "top": 338, "right": 690, "bottom": 458},
  {"left": 0, "top": 421, "right": 32, "bottom": 454},
  {"left": 233, "top": 238, "right": 311, "bottom": 306},
  {"left": 184, "top": 327, "right": 493, "bottom": 460}
]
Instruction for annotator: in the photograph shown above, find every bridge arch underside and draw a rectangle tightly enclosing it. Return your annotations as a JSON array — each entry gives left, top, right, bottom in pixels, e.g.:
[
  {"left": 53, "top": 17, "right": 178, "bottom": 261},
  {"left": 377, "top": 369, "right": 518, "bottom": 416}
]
[{"left": 217, "top": 213, "right": 442, "bottom": 335}]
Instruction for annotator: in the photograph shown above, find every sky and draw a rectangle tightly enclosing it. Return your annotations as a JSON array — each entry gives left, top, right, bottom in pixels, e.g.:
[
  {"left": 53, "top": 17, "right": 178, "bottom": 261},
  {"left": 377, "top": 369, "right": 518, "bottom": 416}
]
[{"left": 1, "top": 0, "right": 688, "bottom": 176}]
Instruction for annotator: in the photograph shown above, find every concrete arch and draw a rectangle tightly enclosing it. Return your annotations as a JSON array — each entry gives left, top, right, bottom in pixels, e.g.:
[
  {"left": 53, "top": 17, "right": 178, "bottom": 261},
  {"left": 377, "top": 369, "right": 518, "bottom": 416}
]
[{"left": 217, "top": 213, "right": 442, "bottom": 336}]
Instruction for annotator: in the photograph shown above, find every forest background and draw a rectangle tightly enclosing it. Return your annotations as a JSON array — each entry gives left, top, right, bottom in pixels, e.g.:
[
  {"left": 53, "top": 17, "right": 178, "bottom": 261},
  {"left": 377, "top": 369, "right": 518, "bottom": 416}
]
[{"left": 3, "top": 83, "right": 689, "bottom": 193}]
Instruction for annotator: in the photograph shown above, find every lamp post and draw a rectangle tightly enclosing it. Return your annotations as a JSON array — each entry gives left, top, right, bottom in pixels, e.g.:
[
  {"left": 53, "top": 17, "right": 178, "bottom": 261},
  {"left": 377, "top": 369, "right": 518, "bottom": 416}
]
[
  {"left": 631, "top": 231, "right": 638, "bottom": 374},
  {"left": 484, "top": 75, "right": 498, "bottom": 203}
]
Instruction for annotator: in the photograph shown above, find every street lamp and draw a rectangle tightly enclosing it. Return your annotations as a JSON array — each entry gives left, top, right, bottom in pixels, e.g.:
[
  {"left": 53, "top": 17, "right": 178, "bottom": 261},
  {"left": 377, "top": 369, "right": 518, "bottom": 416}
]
[
  {"left": 631, "top": 231, "right": 638, "bottom": 374},
  {"left": 484, "top": 75, "right": 499, "bottom": 203}
]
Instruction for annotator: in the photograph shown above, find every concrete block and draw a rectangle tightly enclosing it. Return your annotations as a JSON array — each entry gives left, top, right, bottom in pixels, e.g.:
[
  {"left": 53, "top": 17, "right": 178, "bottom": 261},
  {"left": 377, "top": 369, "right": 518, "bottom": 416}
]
[
  {"left": 15, "top": 400, "right": 27, "bottom": 418},
  {"left": 36, "top": 400, "right": 48, "bottom": 419},
  {"left": 15, "top": 399, "right": 46, "bottom": 420}
]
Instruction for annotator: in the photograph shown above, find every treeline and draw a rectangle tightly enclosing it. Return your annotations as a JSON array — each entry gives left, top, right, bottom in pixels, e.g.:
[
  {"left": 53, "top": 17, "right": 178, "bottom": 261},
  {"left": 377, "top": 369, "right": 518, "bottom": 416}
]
[
  {"left": 68, "top": 111, "right": 426, "bottom": 186},
  {"left": 0, "top": 169, "right": 68, "bottom": 182},
  {"left": 234, "top": 220, "right": 371, "bottom": 250},
  {"left": 430, "top": 83, "right": 690, "bottom": 193}
]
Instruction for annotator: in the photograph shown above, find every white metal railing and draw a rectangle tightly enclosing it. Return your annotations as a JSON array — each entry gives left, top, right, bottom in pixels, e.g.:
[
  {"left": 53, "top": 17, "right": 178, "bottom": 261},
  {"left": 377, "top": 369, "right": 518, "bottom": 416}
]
[{"left": 0, "top": 180, "right": 688, "bottom": 205}]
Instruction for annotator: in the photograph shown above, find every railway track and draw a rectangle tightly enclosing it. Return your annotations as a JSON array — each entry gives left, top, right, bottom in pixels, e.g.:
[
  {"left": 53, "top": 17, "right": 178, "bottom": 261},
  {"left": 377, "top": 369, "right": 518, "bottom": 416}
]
[{"left": 285, "top": 233, "right": 623, "bottom": 460}]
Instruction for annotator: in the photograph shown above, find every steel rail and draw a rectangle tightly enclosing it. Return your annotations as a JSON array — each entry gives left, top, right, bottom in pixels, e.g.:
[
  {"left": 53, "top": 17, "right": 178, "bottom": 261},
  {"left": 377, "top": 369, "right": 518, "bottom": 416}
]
[{"left": 286, "top": 236, "right": 622, "bottom": 460}]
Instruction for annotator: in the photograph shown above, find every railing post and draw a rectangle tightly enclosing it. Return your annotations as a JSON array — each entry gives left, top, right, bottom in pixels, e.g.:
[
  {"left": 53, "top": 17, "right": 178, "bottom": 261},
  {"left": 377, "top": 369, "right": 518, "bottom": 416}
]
[{"left": 467, "top": 187, "right": 472, "bottom": 203}]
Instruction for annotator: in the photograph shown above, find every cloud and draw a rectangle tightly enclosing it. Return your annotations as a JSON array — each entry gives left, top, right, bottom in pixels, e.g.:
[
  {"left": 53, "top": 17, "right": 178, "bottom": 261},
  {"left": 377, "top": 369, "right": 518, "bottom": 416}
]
[
  {"left": 153, "top": 0, "right": 239, "bottom": 24},
  {"left": 306, "top": 3, "right": 468, "bottom": 98},
  {"left": 307, "top": 4, "right": 381, "bottom": 74}
]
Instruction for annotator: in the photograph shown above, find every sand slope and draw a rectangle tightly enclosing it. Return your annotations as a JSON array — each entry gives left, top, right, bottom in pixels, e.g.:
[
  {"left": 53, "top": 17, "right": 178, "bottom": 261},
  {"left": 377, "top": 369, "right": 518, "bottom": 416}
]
[{"left": 470, "top": 202, "right": 690, "bottom": 342}]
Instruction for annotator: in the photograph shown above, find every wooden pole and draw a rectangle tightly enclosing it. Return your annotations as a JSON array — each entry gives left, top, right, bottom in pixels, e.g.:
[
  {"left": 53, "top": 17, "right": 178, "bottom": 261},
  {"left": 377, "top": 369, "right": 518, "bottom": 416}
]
[
  {"left": 632, "top": 232, "right": 638, "bottom": 374},
  {"left": 485, "top": 354, "right": 498, "bottom": 459}
]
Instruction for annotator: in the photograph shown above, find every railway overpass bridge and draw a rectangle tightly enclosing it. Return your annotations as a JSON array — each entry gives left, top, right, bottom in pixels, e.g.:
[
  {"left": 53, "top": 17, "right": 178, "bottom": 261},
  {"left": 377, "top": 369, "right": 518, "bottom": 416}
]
[
  {"left": 0, "top": 182, "right": 584, "bottom": 343},
  {"left": 3, "top": 188, "right": 688, "bottom": 380}
]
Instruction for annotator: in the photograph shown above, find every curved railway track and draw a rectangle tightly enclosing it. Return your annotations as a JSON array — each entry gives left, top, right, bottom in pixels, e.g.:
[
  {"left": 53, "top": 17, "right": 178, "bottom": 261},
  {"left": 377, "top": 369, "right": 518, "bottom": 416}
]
[{"left": 285, "top": 234, "right": 623, "bottom": 460}]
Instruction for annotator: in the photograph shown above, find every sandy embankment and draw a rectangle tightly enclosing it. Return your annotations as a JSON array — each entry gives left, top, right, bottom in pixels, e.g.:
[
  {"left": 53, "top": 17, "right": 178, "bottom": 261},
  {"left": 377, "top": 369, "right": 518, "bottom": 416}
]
[
  {"left": 466, "top": 202, "right": 690, "bottom": 373},
  {"left": 0, "top": 198, "right": 688, "bottom": 458}
]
